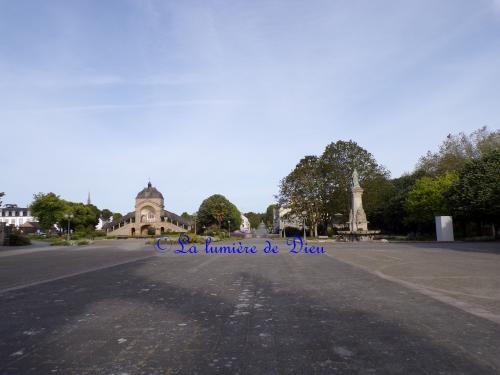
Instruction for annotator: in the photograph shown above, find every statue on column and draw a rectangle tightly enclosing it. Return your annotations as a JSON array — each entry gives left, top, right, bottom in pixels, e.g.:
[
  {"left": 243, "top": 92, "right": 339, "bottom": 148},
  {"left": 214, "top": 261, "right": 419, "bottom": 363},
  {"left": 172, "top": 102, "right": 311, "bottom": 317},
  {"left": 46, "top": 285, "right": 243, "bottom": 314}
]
[{"left": 348, "top": 169, "right": 368, "bottom": 232}]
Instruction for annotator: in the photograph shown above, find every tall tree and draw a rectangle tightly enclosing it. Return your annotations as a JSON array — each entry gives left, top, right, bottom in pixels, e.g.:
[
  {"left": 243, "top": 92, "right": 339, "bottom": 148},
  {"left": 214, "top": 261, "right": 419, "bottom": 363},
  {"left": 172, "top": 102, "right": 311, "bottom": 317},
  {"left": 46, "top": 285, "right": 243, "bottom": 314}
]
[
  {"left": 100, "top": 209, "right": 113, "bottom": 221},
  {"left": 181, "top": 212, "right": 192, "bottom": 221},
  {"left": 319, "top": 140, "right": 389, "bottom": 223},
  {"left": 417, "top": 126, "right": 500, "bottom": 175},
  {"left": 112, "top": 213, "right": 123, "bottom": 221},
  {"left": 378, "top": 171, "right": 426, "bottom": 234},
  {"left": 404, "top": 172, "right": 458, "bottom": 232},
  {"left": 278, "top": 156, "right": 326, "bottom": 236},
  {"left": 198, "top": 194, "right": 242, "bottom": 230},
  {"left": 58, "top": 202, "right": 100, "bottom": 232},
  {"left": 30, "top": 193, "right": 67, "bottom": 231},
  {"left": 245, "top": 212, "right": 264, "bottom": 229},
  {"left": 0, "top": 192, "right": 4, "bottom": 206},
  {"left": 447, "top": 150, "right": 500, "bottom": 234}
]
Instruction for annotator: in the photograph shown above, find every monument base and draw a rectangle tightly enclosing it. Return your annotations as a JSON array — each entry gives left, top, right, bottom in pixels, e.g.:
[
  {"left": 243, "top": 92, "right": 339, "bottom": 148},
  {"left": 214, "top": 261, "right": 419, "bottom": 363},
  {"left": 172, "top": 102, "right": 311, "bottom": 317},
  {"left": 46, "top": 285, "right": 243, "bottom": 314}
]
[{"left": 337, "top": 230, "right": 381, "bottom": 241}]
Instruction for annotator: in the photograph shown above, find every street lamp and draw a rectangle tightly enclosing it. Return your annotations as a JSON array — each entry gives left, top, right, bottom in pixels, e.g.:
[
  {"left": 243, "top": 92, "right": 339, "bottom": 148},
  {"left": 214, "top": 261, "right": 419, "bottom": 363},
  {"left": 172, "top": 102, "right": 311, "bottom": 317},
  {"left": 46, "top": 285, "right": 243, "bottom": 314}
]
[
  {"left": 228, "top": 220, "right": 231, "bottom": 238},
  {"left": 63, "top": 213, "right": 74, "bottom": 241},
  {"left": 302, "top": 211, "right": 307, "bottom": 241},
  {"left": 193, "top": 214, "right": 197, "bottom": 234}
]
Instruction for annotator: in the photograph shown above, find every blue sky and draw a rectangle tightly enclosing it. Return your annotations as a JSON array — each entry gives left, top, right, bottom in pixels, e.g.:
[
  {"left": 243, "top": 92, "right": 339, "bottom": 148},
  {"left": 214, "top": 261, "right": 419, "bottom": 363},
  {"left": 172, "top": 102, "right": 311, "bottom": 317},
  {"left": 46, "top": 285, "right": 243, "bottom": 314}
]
[{"left": 1, "top": 0, "right": 499, "bottom": 215}]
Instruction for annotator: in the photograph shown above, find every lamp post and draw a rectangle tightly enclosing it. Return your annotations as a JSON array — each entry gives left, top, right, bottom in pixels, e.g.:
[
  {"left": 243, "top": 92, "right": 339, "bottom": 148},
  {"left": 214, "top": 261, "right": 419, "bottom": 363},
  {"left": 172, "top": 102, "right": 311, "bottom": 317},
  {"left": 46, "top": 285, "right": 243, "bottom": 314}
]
[
  {"left": 193, "top": 214, "right": 197, "bottom": 234},
  {"left": 228, "top": 220, "right": 231, "bottom": 238},
  {"left": 64, "top": 213, "right": 74, "bottom": 241},
  {"left": 302, "top": 211, "right": 307, "bottom": 241}
]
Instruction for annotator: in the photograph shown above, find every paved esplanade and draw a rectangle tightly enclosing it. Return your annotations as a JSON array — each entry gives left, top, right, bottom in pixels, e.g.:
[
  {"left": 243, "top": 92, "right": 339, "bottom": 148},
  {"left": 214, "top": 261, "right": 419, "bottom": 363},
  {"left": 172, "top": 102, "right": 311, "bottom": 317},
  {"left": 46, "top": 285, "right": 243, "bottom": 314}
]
[{"left": 0, "top": 239, "right": 499, "bottom": 374}]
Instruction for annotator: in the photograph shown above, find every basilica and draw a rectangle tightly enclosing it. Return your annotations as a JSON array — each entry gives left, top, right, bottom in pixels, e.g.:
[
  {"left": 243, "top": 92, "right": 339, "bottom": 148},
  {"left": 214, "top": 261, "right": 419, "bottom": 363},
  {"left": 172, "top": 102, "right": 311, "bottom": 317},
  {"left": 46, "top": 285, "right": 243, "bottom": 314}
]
[{"left": 103, "top": 182, "right": 191, "bottom": 237}]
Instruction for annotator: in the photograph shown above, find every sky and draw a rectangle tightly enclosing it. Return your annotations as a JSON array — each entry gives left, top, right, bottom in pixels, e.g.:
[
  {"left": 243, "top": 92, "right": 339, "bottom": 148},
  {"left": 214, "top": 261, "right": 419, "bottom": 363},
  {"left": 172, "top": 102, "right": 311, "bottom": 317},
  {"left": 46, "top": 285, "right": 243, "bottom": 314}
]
[{"left": 1, "top": 0, "right": 500, "bottom": 215}]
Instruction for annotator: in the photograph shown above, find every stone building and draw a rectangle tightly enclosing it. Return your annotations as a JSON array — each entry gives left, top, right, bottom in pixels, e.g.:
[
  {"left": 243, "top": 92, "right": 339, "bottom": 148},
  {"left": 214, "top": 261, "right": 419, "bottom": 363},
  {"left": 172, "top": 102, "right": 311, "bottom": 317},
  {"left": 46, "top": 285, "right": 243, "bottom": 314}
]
[{"left": 103, "top": 182, "right": 191, "bottom": 237}]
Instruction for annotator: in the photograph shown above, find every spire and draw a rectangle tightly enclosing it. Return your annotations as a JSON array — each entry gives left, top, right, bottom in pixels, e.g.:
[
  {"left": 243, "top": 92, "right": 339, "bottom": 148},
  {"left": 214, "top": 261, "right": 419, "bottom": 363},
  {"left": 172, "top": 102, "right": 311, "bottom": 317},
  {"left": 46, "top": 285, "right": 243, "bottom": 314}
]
[
  {"left": 147, "top": 181, "right": 152, "bottom": 188},
  {"left": 87, "top": 191, "right": 91, "bottom": 205}
]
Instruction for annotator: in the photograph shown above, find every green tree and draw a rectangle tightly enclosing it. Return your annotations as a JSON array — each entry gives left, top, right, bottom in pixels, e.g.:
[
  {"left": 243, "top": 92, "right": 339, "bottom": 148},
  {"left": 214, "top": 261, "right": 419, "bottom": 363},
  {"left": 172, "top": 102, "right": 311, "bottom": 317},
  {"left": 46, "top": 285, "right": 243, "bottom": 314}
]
[
  {"left": 181, "top": 212, "right": 192, "bottom": 221},
  {"left": 378, "top": 171, "right": 426, "bottom": 234},
  {"left": 59, "top": 202, "right": 100, "bottom": 232},
  {"left": 362, "top": 175, "right": 397, "bottom": 230},
  {"left": 278, "top": 156, "right": 326, "bottom": 236},
  {"left": 404, "top": 172, "right": 458, "bottom": 232},
  {"left": 112, "top": 212, "right": 123, "bottom": 221},
  {"left": 100, "top": 209, "right": 113, "bottom": 221},
  {"left": 319, "top": 140, "right": 389, "bottom": 226},
  {"left": 30, "top": 193, "right": 67, "bottom": 231},
  {"left": 447, "top": 150, "right": 500, "bottom": 235},
  {"left": 264, "top": 205, "right": 276, "bottom": 230},
  {"left": 245, "top": 212, "right": 264, "bottom": 229},
  {"left": 417, "top": 126, "right": 499, "bottom": 175},
  {"left": 198, "top": 194, "right": 241, "bottom": 230}
]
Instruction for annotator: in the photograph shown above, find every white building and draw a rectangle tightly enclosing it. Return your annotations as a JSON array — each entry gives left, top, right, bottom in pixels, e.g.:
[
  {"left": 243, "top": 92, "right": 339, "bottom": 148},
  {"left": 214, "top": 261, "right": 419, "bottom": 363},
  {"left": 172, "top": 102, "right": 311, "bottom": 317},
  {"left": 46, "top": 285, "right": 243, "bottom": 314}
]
[
  {"left": 0, "top": 204, "right": 35, "bottom": 227},
  {"left": 273, "top": 206, "right": 302, "bottom": 234}
]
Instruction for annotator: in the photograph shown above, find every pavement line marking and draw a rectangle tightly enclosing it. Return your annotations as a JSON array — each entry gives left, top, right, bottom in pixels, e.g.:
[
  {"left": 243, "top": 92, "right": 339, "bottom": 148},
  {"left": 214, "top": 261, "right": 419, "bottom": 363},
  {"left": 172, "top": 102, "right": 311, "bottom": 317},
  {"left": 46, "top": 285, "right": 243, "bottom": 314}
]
[
  {"left": 324, "top": 253, "right": 500, "bottom": 326},
  {"left": 0, "top": 254, "right": 156, "bottom": 294}
]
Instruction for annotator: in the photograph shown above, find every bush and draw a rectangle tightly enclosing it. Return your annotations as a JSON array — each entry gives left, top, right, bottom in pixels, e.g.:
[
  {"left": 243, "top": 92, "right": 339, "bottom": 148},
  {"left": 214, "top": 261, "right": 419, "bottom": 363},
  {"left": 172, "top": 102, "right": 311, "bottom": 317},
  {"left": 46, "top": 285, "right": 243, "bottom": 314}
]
[
  {"left": 8, "top": 233, "right": 31, "bottom": 246},
  {"left": 282, "top": 226, "right": 303, "bottom": 238},
  {"left": 77, "top": 240, "right": 90, "bottom": 246},
  {"left": 204, "top": 224, "right": 228, "bottom": 238},
  {"left": 50, "top": 239, "right": 71, "bottom": 246}
]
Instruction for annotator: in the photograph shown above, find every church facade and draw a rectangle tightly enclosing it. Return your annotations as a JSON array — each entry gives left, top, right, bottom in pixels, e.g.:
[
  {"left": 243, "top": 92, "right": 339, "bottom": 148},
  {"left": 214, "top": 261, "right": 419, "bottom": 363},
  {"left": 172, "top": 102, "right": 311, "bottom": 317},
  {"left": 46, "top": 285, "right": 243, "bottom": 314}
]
[{"left": 103, "top": 182, "right": 191, "bottom": 237}]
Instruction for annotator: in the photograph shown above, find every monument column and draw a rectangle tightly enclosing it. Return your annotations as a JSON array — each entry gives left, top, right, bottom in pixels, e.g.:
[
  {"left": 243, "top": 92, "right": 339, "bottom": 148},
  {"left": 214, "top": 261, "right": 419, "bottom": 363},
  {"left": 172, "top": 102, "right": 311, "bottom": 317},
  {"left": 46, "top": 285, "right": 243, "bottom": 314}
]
[{"left": 349, "top": 169, "right": 368, "bottom": 232}]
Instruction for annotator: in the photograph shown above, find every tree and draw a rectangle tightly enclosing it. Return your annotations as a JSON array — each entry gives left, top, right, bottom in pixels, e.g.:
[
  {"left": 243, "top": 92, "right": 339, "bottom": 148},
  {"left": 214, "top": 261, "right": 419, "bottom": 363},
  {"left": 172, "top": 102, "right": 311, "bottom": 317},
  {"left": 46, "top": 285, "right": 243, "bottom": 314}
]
[
  {"left": 245, "top": 212, "right": 264, "bottom": 229},
  {"left": 58, "top": 202, "right": 100, "bottom": 232},
  {"left": 417, "top": 126, "right": 500, "bottom": 175},
  {"left": 100, "top": 209, "right": 113, "bottom": 221},
  {"left": 30, "top": 193, "right": 67, "bottom": 231},
  {"left": 362, "top": 175, "right": 397, "bottom": 230},
  {"left": 0, "top": 192, "right": 4, "bottom": 206},
  {"left": 264, "top": 205, "right": 276, "bottom": 230},
  {"left": 447, "top": 150, "right": 500, "bottom": 234},
  {"left": 278, "top": 156, "right": 326, "bottom": 236},
  {"left": 376, "top": 171, "right": 426, "bottom": 234},
  {"left": 197, "top": 194, "right": 241, "bottom": 230},
  {"left": 112, "top": 213, "right": 123, "bottom": 221},
  {"left": 404, "top": 172, "right": 458, "bottom": 232},
  {"left": 319, "top": 140, "right": 389, "bottom": 225},
  {"left": 181, "top": 212, "right": 192, "bottom": 221}
]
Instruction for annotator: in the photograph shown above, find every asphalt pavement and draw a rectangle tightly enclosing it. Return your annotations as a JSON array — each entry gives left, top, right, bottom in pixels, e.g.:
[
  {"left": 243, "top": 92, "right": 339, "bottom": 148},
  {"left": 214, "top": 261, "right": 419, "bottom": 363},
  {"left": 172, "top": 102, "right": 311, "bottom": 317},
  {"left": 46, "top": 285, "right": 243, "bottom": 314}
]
[{"left": 0, "top": 238, "right": 499, "bottom": 374}]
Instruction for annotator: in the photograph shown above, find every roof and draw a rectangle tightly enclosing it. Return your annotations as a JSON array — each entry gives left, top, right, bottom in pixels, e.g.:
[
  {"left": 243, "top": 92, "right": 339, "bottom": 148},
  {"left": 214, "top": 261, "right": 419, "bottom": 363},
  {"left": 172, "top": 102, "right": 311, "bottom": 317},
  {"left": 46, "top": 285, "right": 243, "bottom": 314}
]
[
  {"left": 136, "top": 182, "right": 164, "bottom": 200},
  {"left": 1, "top": 206, "right": 30, "bottom": 214},
  {"left": 19, "top": 221, "right": 40, "bottom": 229},
  {"left": 102, "top": 212, "right": 135, "bottom": 230}
]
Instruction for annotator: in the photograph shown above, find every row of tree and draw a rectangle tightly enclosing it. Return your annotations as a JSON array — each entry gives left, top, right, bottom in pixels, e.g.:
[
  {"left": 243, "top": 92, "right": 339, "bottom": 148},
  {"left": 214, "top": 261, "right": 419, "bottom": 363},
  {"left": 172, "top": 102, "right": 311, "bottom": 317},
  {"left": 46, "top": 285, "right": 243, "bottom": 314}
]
[
  {"left": 277, "top": 127, "right": 500, "bottom": 238},
  {"left": 29, "top": 193, "right": 120, "bottom": 234}
]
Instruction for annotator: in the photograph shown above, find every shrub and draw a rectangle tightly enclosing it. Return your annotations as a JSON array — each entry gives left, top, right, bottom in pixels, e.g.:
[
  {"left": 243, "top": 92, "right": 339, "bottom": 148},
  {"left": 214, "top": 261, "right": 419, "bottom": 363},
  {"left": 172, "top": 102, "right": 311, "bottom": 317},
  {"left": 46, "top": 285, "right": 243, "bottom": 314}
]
[
  {"left": 8, "top": 233, "right": 31, "bottom": 246},
  {"left": 50, "top": 239, "right": 71, "bottom": 246},
  {"left": 283, "top": 226, "right": 303, "bottom": 238}
]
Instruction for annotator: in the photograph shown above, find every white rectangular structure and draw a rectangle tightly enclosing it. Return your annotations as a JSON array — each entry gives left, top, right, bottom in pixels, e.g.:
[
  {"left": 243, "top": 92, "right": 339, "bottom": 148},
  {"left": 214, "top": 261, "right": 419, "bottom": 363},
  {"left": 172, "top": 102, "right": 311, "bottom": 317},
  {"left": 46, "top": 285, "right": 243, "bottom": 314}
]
[{"left": 435, "top": 216, "right": 454, "bottom": 242}]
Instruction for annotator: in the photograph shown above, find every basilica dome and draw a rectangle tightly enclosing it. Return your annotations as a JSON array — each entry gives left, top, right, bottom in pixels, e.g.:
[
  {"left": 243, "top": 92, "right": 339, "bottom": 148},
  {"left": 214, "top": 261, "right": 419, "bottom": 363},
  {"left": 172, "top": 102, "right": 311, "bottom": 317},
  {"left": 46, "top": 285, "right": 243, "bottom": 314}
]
[{"left": 136, "top": 182, "right": 164, "bottom": 200}]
